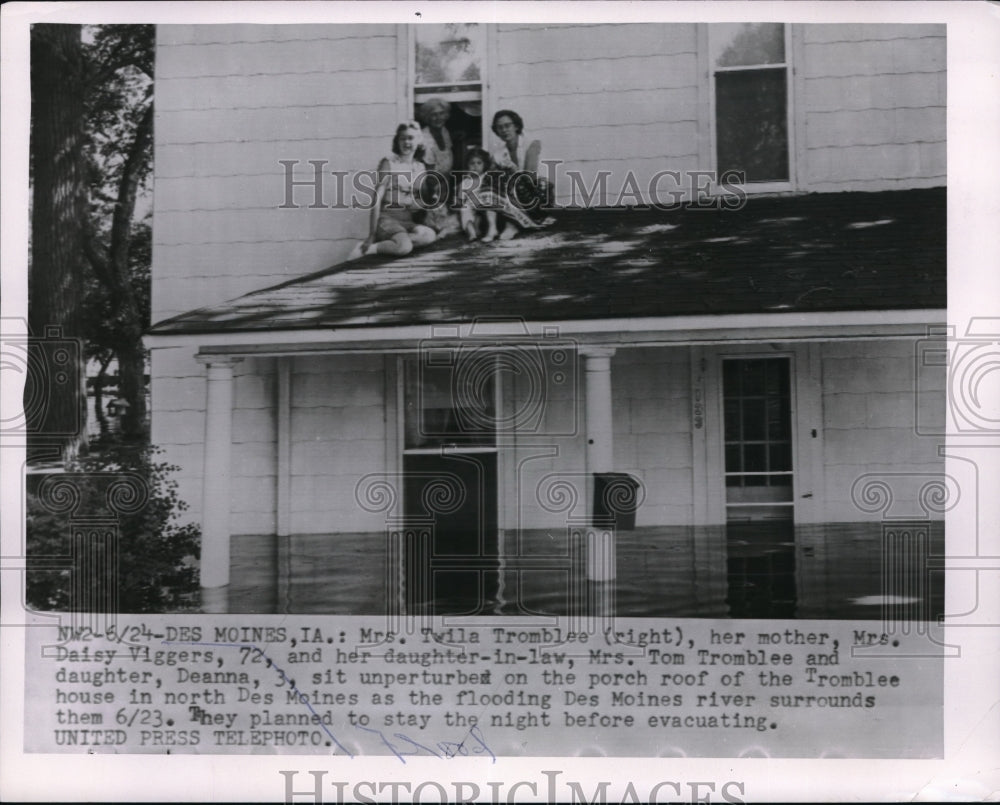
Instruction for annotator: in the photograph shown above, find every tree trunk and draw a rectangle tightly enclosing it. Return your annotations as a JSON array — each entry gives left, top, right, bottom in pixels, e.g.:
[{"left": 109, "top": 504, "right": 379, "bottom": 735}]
[
  {"left": 108, "top": 102, "right": 153, "bottom": 440},
  {"left": 29, "top": 23, "right": 88, "bottom": 462},
  {"left": 93, "top": 356, "right": 112, "bottom": 437}
]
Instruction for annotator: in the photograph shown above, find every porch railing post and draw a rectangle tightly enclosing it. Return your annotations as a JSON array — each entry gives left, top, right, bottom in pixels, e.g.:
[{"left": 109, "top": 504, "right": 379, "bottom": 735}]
[
  {"left": 196, "top": 354, "right": 242, "bottom": 612},
  {"left": 580, "top": 346, "right": 617, "bottom": 582}
]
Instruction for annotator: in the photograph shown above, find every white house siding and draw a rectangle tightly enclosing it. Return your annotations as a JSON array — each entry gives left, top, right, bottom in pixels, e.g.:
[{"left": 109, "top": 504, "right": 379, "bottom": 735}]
[
  {"left": 288, "top": 354, "right": 388, "bottom": 534},
  {"left": 150, "top": 351, "right": 277, "bottom": 534},
  {"left": 149, "top": 23, "right": 947, "bottom": 535},
  {"left": 152, "top": 22, "right": 946, "bottom": 318},
  {"left": 503, "top": 347, "right": 693, "bottom": 531},
  {"left": 800, "top": 24, "right": 945, "bottom": 192},
  {"left": 152, "top": 24, "right": 402, "bottom": 535},
  {"left": 612, "top": 348, "right": 694, "bottom": 527},
  {"left": 820, "top": 340, "right": 946, "bottom": 521},
  {"left": 495, "top": 23, "right": 701, "bottom": 208},
  {"left": 153, "top": 24, "right": 402, "bottom": 322}
]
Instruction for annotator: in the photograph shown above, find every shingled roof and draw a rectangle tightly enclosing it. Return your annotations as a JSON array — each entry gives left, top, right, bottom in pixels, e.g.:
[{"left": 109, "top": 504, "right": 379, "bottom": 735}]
[{"left": 148, "top": 188, "right": 945, "bottom": 336}]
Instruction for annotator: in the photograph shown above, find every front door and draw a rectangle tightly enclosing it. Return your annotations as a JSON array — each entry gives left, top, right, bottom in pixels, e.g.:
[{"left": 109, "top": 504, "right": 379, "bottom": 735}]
[
  {"left": 401, "top": 358, "right": 499, "bottom": 613},
  {"left": 722, "top": 357, "right": 794, "bottom": 521}
]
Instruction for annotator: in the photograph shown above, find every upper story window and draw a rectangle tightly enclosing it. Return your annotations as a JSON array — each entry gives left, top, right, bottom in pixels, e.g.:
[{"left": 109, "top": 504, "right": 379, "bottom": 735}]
[
  {"left": 412, "top": 23, "right": 486, "bottom": 167},
  {"left": 709, "top": 23, "right": 791, "bottom": 188}
]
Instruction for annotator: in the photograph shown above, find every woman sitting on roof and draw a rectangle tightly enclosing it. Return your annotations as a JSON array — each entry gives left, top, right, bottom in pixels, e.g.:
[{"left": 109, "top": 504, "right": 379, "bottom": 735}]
[
  {"left": 351, "top": 121, "right": 437, "bottom": 259},
  {"left": 489, "top": 109, "right": 555, "bottom": 240},
  {"left": 417, "top": 97, "right": 460, "bottom": 236}
]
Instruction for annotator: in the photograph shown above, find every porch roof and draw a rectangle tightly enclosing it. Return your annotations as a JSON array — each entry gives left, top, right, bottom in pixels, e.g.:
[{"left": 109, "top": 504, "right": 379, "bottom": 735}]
[{"left": 148, "top": 188, "right": 945, "bottom": 338}]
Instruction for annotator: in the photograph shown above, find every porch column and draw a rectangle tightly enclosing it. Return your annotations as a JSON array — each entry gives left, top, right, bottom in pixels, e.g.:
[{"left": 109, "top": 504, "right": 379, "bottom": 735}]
[
  {"left": 196, "top": 355, "right": 242, "bottom": 613},
  {"left": 581, "top": 346, "right": 616, "bottom": 581}
]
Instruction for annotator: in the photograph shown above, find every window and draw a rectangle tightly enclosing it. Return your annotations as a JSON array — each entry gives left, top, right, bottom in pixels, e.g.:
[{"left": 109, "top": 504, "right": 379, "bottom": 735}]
[
  {"left": 403, "top": 358, "right": 497, "bottom": 450},
  {"left": 710, "top": 23, "right": 791, "bottom": 186},
  {"left": 722, "top": 357, "right": 793, "bottom": 521},
  {"left": 412, "top": 23, "right": 486, "bottom": 168}
]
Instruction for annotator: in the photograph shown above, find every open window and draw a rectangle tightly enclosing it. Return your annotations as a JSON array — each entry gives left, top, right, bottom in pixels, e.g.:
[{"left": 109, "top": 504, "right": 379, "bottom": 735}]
[{"left": 412, "top": 23, "right": 486, "bottom": 171}]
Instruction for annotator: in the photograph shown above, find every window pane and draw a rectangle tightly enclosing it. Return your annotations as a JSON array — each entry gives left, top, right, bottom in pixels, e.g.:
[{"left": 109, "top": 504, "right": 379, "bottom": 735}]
[
  {"left": 404, "top": 360, "right": 495, "bottom": 448},
  {"left": 741, "top": 360, "right": 766, "bottom": 395},
  {"left": 711, "top": 23, "right": 785, "bottom": 68},
  {"left": 723, "top": 359, "right": 740, "bottom": 392},
  {"left": 744, "top": 444, "right": 767, "bottom": 473},
  {"left": 716, "top": 68, "right": 789, "bottom": 182},
  {"left": 766, "top": 397, "right": 790, "bottom": 439},
  {"left": 724, "top": 399, "right": 740, "bottom": 442},
  {"left": 742, "top": 399, "right": 766, "bottom": 441},
  {"left": 769, "top": 442, "right": 792, "bottom": 472},
  {"left": 415, "top": 23, "right": 484, "bottom": 85},
  {"left": 725, "top": 444, "right": 742, "bottom": 473}
]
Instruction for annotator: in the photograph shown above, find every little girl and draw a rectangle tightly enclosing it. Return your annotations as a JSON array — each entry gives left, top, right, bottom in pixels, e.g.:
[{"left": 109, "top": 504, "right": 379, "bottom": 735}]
[{"left": 457, "top": 147, "right": 499, "bottom": 242}]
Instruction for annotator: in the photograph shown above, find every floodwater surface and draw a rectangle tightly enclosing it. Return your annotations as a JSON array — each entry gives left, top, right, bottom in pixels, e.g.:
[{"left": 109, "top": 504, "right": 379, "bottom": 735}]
[{"left": 228, "top": 521, "right": 944, "bottom": 621}]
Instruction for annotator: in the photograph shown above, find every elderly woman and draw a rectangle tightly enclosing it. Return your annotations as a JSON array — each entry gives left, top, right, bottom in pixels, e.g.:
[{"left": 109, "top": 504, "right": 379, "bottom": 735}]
[
  {"left": 417, "top": 97, "right": 459, "bottom": 235},
  {"left": 489, "top": 109, "right": 554, "bottom": 239},
  {"left": 352, "top": 121, "right": 437, "bottom": 258}
]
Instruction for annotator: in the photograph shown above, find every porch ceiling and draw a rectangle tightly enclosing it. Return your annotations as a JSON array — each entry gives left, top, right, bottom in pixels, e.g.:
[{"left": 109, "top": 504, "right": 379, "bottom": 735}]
[{"left": 148, "top": 188, "right": 945, "bottom": 338}]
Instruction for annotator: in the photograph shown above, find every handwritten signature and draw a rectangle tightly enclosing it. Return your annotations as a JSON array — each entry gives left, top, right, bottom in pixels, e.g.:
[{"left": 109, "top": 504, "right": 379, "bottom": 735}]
[
  {"left": 164, "top": 640, "right": 495, "bottom": 763},
  {"left": 356, "top": 723, "right": 495, "bottom": 764}
]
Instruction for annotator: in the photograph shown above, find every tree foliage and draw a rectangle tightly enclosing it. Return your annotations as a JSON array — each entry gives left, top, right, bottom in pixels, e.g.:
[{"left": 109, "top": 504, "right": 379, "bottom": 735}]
[
  {"left": 29, "top": 24, "right": 155, "bottom": 457},
  {"left": 26, "top": 444, "right": 201, "bottom": 613},
  {"left": 81, "top": 24, "right": 155, "bottom": 442}
]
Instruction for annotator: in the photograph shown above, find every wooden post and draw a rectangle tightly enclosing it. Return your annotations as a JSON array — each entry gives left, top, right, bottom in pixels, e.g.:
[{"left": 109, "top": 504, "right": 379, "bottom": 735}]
[
  {"left": 276, "top": 357, "right": 291, "bottom": 537},
  {"left": 196, "top": 355, "right": 242, "bottom": 612},
  {"left": 581, "top": 347, "right": 616, "bottom": 581}
]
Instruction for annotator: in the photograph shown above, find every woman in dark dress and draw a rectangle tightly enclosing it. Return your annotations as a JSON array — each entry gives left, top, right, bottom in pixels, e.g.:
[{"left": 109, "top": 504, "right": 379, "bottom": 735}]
[{"left": 489, "top": 109, "right": 554, "bottom": 239}]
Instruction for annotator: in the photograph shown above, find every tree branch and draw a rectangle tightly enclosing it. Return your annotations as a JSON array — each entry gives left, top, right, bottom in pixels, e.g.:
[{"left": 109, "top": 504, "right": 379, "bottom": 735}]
[
  {"left": 103, "top": 100, "right": 153, "bottom": 329},
  {"left": 83, "top": 234, "right": 113, "bottom": 287}
]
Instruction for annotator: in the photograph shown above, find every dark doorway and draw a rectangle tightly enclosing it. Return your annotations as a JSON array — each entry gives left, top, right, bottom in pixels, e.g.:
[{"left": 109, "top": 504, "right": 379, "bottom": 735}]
[{"left": 403, "top": 452, "right": 498, "bottom": 614}]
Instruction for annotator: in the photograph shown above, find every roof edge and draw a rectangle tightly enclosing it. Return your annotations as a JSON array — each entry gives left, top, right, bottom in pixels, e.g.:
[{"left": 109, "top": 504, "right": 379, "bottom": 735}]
[{"left": 144, "top": 308, "right": 946, "bottom": 354}]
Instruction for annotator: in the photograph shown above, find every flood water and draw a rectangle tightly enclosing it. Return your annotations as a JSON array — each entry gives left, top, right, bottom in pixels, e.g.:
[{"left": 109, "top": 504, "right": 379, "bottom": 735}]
[{"left": 228, "top": 521, "right": 944, "bottom": 621}]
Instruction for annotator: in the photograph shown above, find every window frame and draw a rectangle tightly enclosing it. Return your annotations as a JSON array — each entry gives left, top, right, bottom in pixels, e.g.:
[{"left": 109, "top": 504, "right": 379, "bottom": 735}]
[
  {"left": 720, "top": 355, "right": 796, "bottom": 520},
  {"left": 691, "top": 343, "right": 824, "bottom": 526},
  {"left": 406, "top": 23, "right": 494, "bottom": 152},
  {"left": 704, "top": 23, "right": 799, "bottom": 195}
]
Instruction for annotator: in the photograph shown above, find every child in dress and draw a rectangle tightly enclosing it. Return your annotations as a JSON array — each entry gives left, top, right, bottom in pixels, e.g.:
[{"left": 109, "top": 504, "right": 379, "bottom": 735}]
[{"left": 457, "top": 147, "right": 500, "bottom": 242}]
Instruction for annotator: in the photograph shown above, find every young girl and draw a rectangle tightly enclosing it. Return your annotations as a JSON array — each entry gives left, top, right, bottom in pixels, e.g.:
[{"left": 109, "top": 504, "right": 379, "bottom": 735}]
[
  {"left": 352, "top": 121, "right": 437, "bottom": 258},
  {"left": 457, "top": 147, "right": 499, "bottom": 242}
]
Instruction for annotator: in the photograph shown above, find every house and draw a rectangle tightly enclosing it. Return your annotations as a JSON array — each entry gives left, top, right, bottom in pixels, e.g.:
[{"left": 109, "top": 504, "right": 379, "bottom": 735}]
[{"left": 146, "top": 22, "right": 946, "bottom": 614}]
